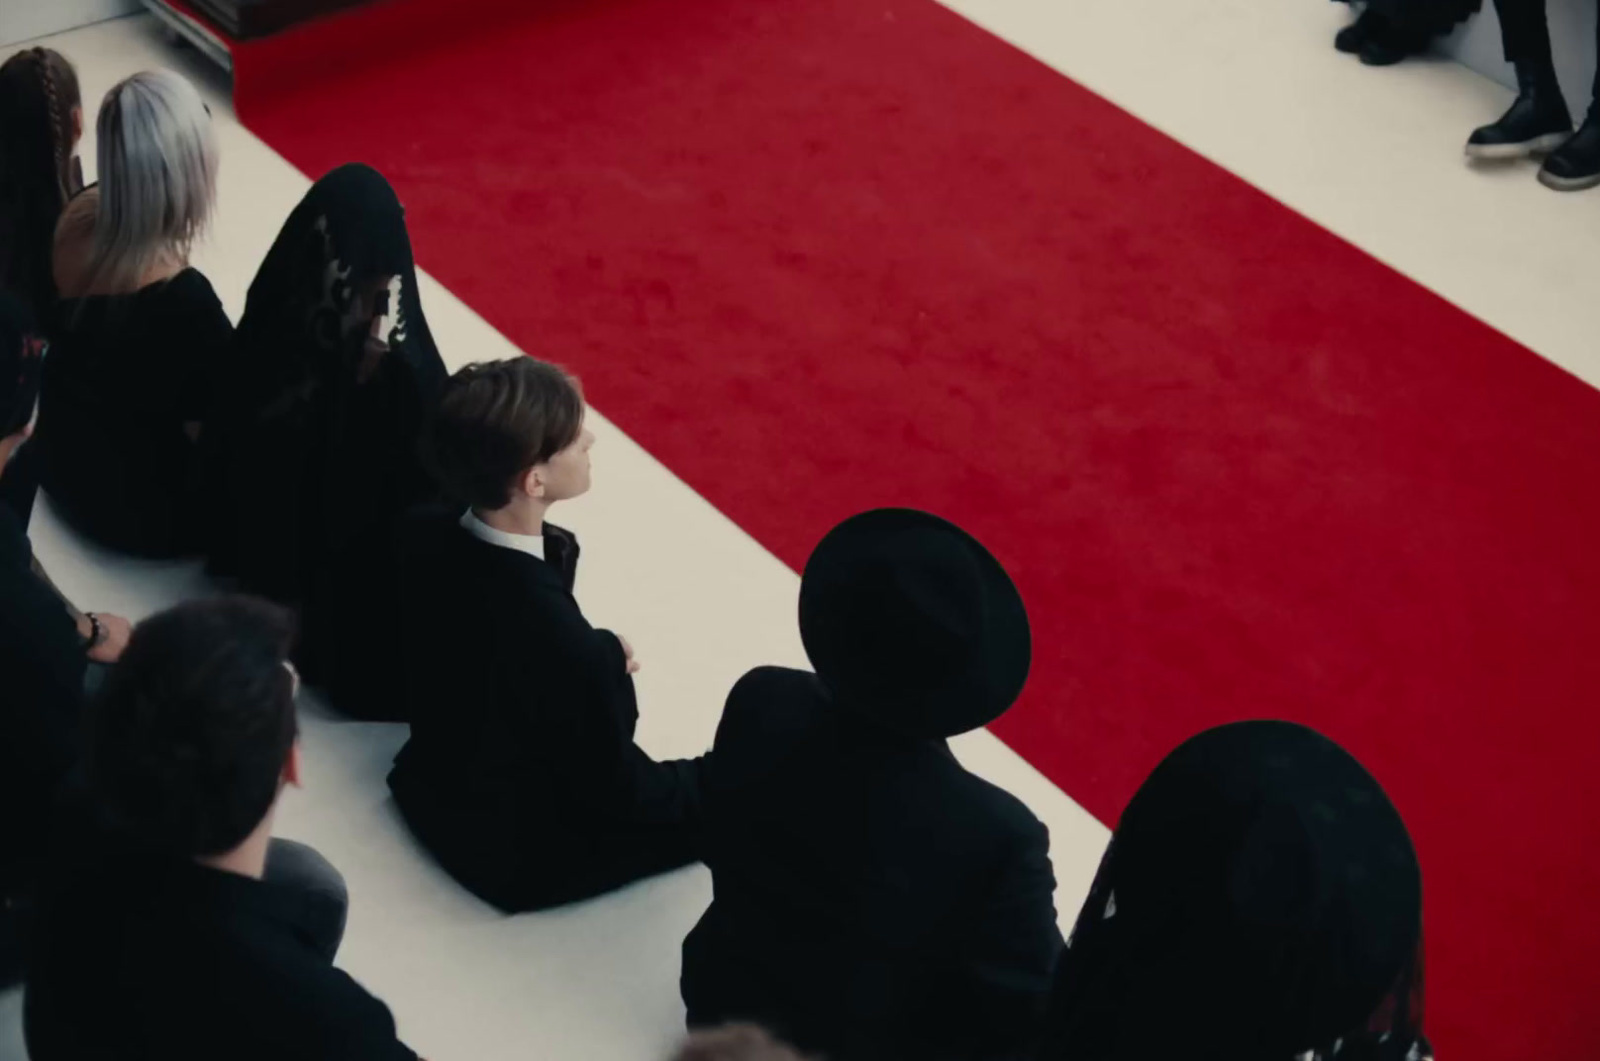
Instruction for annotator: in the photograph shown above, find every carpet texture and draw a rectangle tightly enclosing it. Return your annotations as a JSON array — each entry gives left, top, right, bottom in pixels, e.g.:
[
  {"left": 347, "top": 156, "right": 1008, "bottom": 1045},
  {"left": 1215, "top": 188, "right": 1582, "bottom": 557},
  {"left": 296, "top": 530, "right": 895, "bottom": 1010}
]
[{"left": 224, "top": 0, "right": 1599, "bottom": 1054}]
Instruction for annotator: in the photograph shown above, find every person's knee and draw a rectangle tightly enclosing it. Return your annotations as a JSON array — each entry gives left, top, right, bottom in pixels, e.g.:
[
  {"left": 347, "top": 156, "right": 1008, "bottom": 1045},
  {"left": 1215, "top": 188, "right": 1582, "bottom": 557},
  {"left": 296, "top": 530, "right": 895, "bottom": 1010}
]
[{"left": 266, "top": 838, "right": 349, "bottom": 909}]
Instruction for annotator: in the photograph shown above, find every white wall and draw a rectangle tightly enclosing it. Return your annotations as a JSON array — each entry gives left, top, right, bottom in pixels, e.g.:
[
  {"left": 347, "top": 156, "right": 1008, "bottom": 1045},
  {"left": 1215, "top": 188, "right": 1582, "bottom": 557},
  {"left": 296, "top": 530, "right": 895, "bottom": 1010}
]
[
  {"left": 0, "top": 0, "right": 139, "bottom": 48},
  {"left": 1439, "top": 0, "right": 1597, "bottom": 114}
]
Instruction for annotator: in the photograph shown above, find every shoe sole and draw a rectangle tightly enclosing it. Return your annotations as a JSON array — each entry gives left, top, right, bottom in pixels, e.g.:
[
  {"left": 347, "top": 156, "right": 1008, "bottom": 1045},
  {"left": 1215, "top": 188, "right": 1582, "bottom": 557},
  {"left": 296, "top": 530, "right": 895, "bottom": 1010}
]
[
  {"left": 1537, "top": 168, "right": 1600, "bottom": 191},
  {"left": 1464, "top": 132, "right": 1571, "bottom": 160}
]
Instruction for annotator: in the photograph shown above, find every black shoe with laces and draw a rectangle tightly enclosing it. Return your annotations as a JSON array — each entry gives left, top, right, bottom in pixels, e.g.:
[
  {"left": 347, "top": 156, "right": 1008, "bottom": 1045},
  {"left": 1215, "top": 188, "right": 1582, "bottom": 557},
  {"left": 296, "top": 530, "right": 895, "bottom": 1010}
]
[
  {"left": 1539, "top": 107, "right": 1600, "bottom": 190},
  {"left": 1466, "top": 65, "right": 1572, "bottom": 159},
  {"left": 1335, "top": 9, "right": 1382, "bottom": 54}
]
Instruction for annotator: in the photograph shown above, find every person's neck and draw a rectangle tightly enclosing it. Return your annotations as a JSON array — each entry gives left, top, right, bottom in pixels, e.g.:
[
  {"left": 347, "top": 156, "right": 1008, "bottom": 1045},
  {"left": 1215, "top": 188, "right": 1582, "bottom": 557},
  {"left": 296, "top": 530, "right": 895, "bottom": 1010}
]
[
  {"left": 477, "top": 496, "right": 550, "bottom": 538},
  {"left": 195, "top": 809, "right": 276, "bottom": 881}
]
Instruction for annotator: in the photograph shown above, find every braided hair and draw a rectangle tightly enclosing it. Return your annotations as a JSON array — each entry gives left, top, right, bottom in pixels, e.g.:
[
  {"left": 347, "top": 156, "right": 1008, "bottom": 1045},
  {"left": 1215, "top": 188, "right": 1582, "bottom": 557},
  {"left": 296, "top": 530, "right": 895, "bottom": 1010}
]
[{"left": 0, "top": 47, "right": 82, "bottom": 321}]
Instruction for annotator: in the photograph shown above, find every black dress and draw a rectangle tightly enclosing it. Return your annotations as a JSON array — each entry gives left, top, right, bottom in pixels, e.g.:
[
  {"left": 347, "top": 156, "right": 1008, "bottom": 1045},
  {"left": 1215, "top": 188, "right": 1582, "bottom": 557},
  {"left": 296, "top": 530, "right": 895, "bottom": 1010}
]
[
  {"left": 681, "top": 667, "right": 1063, "bottom": 1061},
  {"left": 205, "top": 164, "right": 445, "bottom": 719},
  {"left": 1336, "top": 0, "right": 1480, "bottom": 37},
  {"left": 388, "top": 510, "right": 702, "bottom": 912},
  {"left": 34, "top": 267, "right": 232, "bottom": 557}
]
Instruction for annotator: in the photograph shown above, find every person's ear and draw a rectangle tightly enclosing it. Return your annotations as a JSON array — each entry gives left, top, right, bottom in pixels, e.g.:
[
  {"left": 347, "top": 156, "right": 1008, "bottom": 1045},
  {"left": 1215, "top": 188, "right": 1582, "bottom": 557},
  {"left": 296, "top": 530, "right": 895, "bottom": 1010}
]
[
  {"left": 71, "top": 104, "right": 83, "bottom": 144},
  {"left": 283, "top": 740, "right": 304, "bottom": 789},
  {"left": 522, "top": 465, "right": 546, "bottom": 500}
]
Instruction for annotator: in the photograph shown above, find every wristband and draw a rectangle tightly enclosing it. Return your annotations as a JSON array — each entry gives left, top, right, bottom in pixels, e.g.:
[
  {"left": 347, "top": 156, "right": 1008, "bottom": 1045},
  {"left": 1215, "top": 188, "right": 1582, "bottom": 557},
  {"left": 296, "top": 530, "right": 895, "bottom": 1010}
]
[{"left": 83, "top": 612, "right": 105, "bottom": 651}]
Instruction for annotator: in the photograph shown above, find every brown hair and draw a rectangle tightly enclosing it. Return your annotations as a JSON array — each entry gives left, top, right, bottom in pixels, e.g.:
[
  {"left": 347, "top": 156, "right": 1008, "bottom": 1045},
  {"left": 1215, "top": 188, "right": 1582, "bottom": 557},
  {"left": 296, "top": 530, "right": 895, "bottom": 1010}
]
[
  {"left": 0, "top": 48, "right": 82, "bottom": 316},
  {"left": 671, "top": 1026, "right": 814, "bottom": 1061},
  {"left": 427, "top": 357, "right": 585, "bottom": 510}
]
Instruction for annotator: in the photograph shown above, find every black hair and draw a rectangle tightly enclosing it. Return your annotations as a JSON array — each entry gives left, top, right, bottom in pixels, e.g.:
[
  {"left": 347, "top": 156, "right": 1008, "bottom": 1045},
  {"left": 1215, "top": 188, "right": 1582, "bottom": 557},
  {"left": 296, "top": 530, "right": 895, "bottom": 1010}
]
[{"left": 86, "top": 596, "right": 300, "bottom": 857}]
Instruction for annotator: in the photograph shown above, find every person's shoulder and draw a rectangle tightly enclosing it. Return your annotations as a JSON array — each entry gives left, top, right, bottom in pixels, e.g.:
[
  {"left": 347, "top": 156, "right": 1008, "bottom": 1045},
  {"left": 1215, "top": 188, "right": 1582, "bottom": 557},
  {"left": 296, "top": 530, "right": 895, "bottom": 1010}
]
[
  {"left": 948, "top": 766, "right": 1050, "bottom": 846},
  {"left": 717, "top": 666, "right": 827, "bottom": 740},
  {"left": 727, "top": 666, "right": 823, "bottom": 710},
  {"left": 162, "top": 267, "right": 225, "bottom": 307}
]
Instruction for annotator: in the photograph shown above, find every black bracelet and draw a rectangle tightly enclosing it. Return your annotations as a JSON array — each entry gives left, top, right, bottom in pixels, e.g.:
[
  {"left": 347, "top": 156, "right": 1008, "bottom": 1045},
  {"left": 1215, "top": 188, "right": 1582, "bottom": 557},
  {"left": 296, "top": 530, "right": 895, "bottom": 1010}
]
[{"left": 83, "top": 612, "right": 105, "bottom": 651}]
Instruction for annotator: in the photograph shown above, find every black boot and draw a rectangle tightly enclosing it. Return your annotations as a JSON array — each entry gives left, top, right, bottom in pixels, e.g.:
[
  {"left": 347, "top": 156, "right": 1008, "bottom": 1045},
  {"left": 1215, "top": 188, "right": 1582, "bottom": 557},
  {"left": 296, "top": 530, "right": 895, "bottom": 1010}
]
[
  {"left": 1335, "top": 9, "right": 1383, "bottom": 54},
  {"left": 1466, "top": 64, "right": 1572, "bottom": 159},
  {"left": 1358, "top": 17, "right": 1428, "bottom": 66},
  {"left": 1539, "top": 104, "right": 1600, "bottom": 190}
]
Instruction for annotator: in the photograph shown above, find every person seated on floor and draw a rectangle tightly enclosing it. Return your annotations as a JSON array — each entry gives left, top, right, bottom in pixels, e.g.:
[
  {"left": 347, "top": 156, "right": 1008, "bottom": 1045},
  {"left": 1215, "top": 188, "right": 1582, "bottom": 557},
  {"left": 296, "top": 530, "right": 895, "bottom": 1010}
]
[
  {"left": 23, "top": 595, "right": 417, "bottom": 1061},
  {"left": 34, "top": 69, "right": 231, "bottom": 557},
  {"left": 681, "top": 508, "right": 1063, "bottom": 1061},
  {"left": 1037, "top": 720, "right": 1429, "bottom": 1061},
  {"left": 388, "top": 356, "right": 703, "bottom": 911},
  {"left": 0, "top": 46, "right": 84, "bottom": 526},
  {"left": 0, "top": 293, "right": 131, "bottom": 988},
  {"left": 205, "top": 163, "right": 447, "bottom": 719}
]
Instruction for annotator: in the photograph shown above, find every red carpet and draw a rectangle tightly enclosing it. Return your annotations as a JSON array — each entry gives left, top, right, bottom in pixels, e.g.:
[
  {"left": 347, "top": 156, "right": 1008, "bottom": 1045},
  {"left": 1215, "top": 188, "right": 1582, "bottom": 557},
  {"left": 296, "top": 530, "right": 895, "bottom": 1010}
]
[{"left": 229, "top": 0, "right": 1598, "bottom": 1054}]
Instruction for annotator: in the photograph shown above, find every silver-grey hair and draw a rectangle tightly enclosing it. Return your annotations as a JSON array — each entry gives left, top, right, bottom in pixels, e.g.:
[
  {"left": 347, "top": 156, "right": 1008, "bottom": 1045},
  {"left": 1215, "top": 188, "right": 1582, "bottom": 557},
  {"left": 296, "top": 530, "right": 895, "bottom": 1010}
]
[{"left": 87, "top": 69, "right": 217, "bottom": 291}]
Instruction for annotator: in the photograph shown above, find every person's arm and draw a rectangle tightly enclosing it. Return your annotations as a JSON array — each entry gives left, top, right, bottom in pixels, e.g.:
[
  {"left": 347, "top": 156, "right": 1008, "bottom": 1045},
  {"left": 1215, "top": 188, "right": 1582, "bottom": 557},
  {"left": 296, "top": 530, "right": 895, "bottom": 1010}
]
[
  {"left": 172, "top": 272, "right": 236, "bottom": 439},
  {"left": 508, "top": 597, "right": 644, "bottom": 815},
  {"left": 958, "top": 816, "right": 1066, "bottom": 1057},
  {"left": 27, "top": 554, "right": 130, "bottom": 663}
]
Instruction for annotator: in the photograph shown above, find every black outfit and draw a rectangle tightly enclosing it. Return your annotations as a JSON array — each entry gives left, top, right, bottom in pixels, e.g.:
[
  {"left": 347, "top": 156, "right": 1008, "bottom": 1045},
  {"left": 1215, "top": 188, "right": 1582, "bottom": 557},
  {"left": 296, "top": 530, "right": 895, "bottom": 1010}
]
[
  {"left": 34, "top": 266, "right": 232, "bottom": 557},
  {"left": 388, "top": 510, "right": 702, "bottom": 911},
  {"left": 206, "top": 164, "right": 446, "bottom": 719},
  {"left": 682, "top": 668, "right": 1062, "bottom": 1061},
  {"left": 1038, "top": 721, "right": 1428, "bottom": 1061},
  {"left": 684, "top": 510, "right": 1057, "bottom": 1061},
  {"left": 24, "top": 827, "right": 413, "bottom": 1061},
  {"left": 0, "top": 505, "right": 83, "bottom": 981}
]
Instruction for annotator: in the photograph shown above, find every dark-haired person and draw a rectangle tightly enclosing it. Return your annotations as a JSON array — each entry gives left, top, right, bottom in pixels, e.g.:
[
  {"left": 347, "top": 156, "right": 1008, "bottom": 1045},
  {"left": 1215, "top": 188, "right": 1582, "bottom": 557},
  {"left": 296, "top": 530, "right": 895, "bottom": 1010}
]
[
  {"left": 682, "top": 509, "right": 1062, "bottom": 1061},
  {"left": 0, "top": 294, "right": 129, "bottom": 986},
  {"left": 0, "top": 47, "right": 82, "bottom": 326},
  {"left": 388, "top": 356, "right": 702, "bottom": 911},
  {"left": 23, "top": 596, "right": 416, "bottom": 1061},
  {"left": 0, "top": 46, "right": 82, "bottom": 525},
  {"left": 1037, "top": 721, "right": 1429, "bottom": 1061}
]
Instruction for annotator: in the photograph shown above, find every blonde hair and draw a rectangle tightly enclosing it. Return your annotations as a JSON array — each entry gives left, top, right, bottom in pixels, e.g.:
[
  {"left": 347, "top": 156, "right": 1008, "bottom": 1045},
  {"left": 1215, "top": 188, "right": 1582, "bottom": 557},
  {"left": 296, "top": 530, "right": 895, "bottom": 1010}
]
[{"left": 85, "top": 70, "right": 217, "bottom": 292}]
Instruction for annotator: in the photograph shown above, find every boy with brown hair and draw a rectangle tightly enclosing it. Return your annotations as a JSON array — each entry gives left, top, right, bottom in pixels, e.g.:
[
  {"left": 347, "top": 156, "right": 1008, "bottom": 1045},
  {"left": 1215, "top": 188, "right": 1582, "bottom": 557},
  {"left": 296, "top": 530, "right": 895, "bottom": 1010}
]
[{"left": 388, "top": 356, "right": 702, "bottom": 911}]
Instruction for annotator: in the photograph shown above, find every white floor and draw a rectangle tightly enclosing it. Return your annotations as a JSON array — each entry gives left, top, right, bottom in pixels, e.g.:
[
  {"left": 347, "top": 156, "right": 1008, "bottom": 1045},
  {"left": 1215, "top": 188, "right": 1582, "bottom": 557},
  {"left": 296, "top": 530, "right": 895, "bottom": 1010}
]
[{"left": 2, "top": 4, "right": 1594, "bottom": 1059}]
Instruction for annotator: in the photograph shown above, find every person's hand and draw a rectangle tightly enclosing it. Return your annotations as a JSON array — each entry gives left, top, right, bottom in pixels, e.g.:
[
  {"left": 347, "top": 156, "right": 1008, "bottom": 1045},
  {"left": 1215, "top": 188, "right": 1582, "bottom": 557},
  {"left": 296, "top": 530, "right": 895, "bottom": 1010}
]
[
  {"left": 85, "top": 612, "right": 132, "bottom": 664},
  {"left": 617, "top": 634, "right": 641, "bottom": 675}
]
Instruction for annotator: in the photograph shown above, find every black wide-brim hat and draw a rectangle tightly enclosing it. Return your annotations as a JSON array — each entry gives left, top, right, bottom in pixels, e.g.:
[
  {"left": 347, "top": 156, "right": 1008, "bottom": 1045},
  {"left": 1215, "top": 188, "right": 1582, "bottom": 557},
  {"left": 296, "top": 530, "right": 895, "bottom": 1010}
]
[
  {"left": 1102, "top": 721, "right": 1422, "bottom": 1055},
  {"left": 799, "top": 508, "right": 1031, "bottom": 739}
]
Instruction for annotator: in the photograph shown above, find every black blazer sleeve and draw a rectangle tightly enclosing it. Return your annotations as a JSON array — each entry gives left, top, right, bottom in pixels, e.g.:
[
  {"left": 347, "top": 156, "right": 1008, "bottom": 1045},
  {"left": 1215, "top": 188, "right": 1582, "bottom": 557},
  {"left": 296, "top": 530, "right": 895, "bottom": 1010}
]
[{"left": 957, "top": 813, "right": 1064, "bottom": 1055}]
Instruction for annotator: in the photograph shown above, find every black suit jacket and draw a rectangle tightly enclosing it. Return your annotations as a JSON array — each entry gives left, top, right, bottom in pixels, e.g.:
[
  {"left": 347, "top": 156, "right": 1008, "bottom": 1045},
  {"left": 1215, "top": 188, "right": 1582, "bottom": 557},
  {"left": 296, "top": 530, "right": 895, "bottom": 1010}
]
[
  {"left": 682, "top": 667, "right": 1063, "bottom": 1061},
  {"left": 388, "top": 511, "right": 697, "bottom": 911}
]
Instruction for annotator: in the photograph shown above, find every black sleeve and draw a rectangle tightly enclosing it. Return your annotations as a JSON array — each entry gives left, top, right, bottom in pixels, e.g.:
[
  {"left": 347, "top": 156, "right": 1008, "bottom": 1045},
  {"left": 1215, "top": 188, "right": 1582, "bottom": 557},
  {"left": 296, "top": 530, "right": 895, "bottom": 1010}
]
[
  {"left": 957, "top": 814, "right": 1065, "bottom": 1054},
  {"left": 505, "top": 595, "right": 646, "bottom": 816},
  {"left": 168, "top": 270, "right": 235, "bottom": 424}
]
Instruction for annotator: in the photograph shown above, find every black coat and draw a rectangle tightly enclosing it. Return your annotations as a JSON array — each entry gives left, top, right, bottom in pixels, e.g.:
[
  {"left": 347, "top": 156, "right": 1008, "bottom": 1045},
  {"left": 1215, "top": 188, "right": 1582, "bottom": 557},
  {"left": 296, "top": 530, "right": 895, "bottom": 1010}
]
[
  {"left": 388, "top": 511, "right": 700, "bottom": 912},
  {"left": 0, "top": 505, "right": 84, "bottom": 898},
  {"left": 682, "top": 667, "right": 1064, "bottom": 1061}
]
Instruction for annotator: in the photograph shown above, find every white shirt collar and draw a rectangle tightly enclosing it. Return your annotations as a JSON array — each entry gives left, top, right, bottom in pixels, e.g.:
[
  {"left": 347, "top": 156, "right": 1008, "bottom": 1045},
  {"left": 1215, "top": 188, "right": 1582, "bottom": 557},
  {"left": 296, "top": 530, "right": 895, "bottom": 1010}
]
[{"left": 460, "top": 509, "right": 544, "bottom": 561}]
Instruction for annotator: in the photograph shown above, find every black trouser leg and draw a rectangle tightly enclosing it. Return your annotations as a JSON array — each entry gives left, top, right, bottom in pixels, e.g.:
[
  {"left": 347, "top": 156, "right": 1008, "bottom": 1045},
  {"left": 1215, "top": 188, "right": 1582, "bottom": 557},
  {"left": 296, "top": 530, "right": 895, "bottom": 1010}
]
[
  {"left": 264, "top": 839, "right": 350, "bottom": 963},
  {"left": 1493, "top": 0, "right": 1555, "bottom": 71}
]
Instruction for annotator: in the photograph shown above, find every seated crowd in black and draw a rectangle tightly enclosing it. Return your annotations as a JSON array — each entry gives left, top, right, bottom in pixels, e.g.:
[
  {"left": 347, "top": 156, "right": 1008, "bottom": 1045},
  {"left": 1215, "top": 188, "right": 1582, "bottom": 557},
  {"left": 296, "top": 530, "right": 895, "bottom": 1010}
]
[{"left": 1, "top": 51, "right": 1434, "bottom": 1061}]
